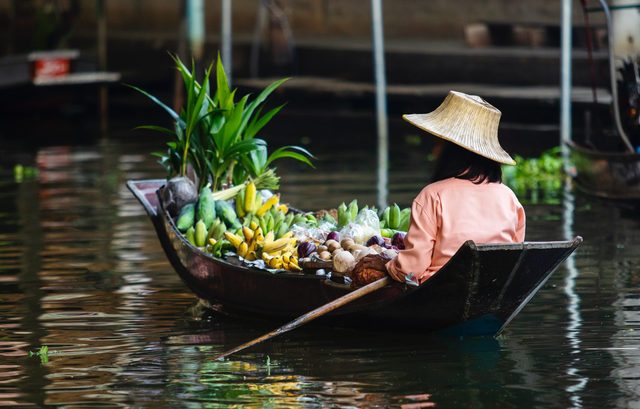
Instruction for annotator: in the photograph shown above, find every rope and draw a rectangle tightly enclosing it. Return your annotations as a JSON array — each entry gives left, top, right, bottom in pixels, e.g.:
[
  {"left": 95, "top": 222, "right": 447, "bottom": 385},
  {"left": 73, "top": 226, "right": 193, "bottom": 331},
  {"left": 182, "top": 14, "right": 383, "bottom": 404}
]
[{"left": 579, "top": 0, "right": 603, "bottom": 133}]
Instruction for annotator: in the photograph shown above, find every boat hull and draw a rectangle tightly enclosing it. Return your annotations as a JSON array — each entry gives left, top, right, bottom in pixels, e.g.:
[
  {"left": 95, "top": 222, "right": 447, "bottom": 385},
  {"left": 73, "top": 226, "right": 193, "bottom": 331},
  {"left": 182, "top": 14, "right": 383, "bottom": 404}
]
[
  {"left": 568, "top": 140, "right": 640, "bottom": 203},
  {"left": 128, "top": 179, "right": 582, "bottom": 336}
]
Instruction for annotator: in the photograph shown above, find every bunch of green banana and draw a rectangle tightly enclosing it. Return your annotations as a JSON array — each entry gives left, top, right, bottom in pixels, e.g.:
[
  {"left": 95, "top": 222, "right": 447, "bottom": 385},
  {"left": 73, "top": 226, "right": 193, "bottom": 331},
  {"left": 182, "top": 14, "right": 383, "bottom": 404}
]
[
  {"left": 380, "top": 204, "right": 411, "bottom": 232},
  {"left": 337, "top": 199, "right": 358, "bottom": 228}
]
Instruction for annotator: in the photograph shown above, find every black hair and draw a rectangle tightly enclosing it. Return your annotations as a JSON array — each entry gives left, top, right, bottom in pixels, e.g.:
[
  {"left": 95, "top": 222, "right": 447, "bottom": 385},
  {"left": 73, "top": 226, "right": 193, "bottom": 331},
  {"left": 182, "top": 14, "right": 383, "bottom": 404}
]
[{"left": 431, "top": 141, "right": 503, "bottom": 184}]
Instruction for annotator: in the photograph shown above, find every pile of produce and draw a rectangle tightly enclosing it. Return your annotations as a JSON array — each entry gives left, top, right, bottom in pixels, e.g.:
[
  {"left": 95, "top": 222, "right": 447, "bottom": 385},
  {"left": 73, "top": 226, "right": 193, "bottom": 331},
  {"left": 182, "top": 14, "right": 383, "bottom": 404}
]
[{"left": 136, "top": 55, "right": 413, "bottom": 280}]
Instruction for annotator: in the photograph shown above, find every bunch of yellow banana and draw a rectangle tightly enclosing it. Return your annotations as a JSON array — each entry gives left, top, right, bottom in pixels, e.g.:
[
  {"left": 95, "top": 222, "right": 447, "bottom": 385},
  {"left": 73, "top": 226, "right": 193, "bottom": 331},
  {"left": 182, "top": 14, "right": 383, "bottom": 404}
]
[
  {"left": 224, "top": 222, "right": 300, "bottom": 272},
  {"left": 236, "top": 181, "right": 289, "bottom": 219},
  {"left": 262, "top": 250, "right": 302, "bottom": 272}
]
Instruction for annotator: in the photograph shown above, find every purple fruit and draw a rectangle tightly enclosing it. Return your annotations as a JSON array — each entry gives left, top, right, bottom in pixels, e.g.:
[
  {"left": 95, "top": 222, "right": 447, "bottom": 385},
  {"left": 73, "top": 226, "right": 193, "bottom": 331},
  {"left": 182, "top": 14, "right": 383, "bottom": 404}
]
[
  {"left": 391, "top": 232, "right": 406, "bottom": 250},
  {"left": 366, "top": 235, "right": 385, "bottom": 247},
  {"left": 298, "top": 241, "right": 317, "bottom": 258}
]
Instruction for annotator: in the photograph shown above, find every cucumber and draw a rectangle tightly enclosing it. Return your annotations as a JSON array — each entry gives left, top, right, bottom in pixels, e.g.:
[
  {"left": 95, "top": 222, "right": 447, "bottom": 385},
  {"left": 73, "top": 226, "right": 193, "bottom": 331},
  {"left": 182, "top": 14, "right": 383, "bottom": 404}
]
[
  {"left": 196, "top": 186, "right": 216, "bottom": 228},
  {"left": 195, "top": 219, "right": 207, "bottom": 247},
  {"left": 176, "top": 203, "right": 196, "bottom": 232},
  {"left": 215, "top": 200, "right": 237, "bottom": 227}
]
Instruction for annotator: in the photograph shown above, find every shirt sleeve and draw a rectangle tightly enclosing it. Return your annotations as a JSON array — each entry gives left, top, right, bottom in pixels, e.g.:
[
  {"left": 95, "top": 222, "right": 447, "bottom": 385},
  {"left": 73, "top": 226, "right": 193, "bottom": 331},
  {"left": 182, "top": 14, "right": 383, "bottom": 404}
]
[
  {"left": 515, "top": 201, "right": 526, "bottom": 242},
  {"left": 386, "top": 196, "right": 438, "bottom": 282}
]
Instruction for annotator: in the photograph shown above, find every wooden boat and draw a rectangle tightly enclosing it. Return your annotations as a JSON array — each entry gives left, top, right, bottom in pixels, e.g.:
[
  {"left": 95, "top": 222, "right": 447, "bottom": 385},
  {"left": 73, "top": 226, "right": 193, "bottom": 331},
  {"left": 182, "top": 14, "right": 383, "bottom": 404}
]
[
  {"left": 565, "top": 1, "right": 640, "bottom": 203},
  {"left": 128, "top": 179, "right": 582, "bottom": 337},
  {"left": 568, "top": 139, "right": 640, "bottom": 203}
]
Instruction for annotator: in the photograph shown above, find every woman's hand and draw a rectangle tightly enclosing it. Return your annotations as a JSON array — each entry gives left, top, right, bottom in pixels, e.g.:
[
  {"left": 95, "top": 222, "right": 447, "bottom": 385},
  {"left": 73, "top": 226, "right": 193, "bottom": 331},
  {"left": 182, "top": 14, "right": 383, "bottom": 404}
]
[{"left": 352, "top": 252, "right": 395, "bottom": 275}]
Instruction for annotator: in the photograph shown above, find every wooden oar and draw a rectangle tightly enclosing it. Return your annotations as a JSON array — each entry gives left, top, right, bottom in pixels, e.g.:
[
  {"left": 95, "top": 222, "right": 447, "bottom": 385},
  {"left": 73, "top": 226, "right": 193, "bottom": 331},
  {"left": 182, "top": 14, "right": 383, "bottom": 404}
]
[{"left": 213, "top": 276, "right": 391, "bottom": 360}]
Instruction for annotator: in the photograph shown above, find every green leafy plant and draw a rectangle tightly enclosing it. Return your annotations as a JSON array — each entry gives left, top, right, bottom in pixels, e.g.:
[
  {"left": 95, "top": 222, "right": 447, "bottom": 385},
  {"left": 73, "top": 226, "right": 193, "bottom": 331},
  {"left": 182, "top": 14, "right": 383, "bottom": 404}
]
[
  {"left": 130, "top": 54, "right": 314, "bottom": 194},
  {"left": 29, "top": 345, "right": 51, "bottom": 363},
  {"left": 502, "top": 147, "right": 565, "bottom": 204}
]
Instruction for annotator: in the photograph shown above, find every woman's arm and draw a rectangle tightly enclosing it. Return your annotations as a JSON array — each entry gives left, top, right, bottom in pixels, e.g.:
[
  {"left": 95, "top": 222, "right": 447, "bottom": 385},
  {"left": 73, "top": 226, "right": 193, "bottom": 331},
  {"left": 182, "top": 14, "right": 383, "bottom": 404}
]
[{"left": 353, "top": 198, "right": 438, "bottom": 282}]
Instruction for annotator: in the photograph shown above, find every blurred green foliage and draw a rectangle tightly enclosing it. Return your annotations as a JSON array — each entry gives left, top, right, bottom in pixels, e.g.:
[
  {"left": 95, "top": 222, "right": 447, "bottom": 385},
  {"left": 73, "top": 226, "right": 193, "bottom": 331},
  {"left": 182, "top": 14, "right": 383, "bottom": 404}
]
[{"left": 502, "top": 147, "right": 565, "bottom": 204}]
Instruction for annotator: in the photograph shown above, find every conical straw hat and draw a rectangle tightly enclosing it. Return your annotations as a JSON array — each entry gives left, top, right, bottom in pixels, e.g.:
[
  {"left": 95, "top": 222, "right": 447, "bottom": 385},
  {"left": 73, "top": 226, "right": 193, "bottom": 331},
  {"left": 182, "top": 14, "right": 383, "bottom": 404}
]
[{"left": 403, "top": 91, "right": 516, "bottom": 165}]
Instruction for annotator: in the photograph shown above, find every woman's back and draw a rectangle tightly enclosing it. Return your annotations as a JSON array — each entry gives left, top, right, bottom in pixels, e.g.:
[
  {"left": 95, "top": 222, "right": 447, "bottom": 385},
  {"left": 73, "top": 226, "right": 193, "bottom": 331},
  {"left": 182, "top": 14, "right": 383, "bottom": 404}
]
[
  {"left": 387, "top": 177, "right": 525, "bottom": 283},
  {"left": 421, "top": 177, "right": 525, "bottom": 273}
]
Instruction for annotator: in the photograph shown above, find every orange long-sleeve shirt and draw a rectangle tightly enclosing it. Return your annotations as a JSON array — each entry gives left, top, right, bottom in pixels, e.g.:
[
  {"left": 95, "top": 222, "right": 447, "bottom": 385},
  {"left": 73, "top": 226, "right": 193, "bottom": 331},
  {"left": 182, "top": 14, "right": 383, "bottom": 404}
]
[{"left": 386, "top": 177, "right": 525, "bottom": 283}]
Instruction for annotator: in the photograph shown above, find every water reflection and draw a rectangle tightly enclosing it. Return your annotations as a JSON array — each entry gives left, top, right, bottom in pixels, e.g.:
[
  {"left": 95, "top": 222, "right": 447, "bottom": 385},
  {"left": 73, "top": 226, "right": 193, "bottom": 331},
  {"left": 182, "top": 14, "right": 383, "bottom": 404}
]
[{"left": 1, "top": 136, "right": 640, "bottom": 407}]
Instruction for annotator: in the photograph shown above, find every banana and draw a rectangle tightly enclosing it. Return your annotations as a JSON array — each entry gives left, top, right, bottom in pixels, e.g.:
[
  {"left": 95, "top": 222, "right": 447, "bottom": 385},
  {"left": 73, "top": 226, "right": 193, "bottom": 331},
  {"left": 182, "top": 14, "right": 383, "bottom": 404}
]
[
  {"left": 282, "top": 252, "right": 293, "bottom": 263},
  {"left": 242, "top": 226, "right": 254, "bottom": 242},
  {"left": 185, "top": 226, "right": 196, "bottom": 246},
  {"left": 237, "top": 242, "right": 249, "bottom": 258},
  {"left": 381, "top": 207, "right": 390, "bottom": 226},
  {"left": 245, "top": 251, "right": 257, "bottom": 261},
  {"left": 348, "top": 199, "right": 358, "bottom": 221},
  {"left": 244, "top": 182, "right": 256, "bottom": 214},
  {"left": 259, "top": 216, "right": 268, "bottom": 235},
  {"left": 283, "top": 212, "right": 294, "bottom": 228},
  {"left": 250, "top": 220, "right": 259, "bottom": 230},
  {"left": 338, "top": 202, "right": 347, "bottom": 222},
  {"left": 286, "top": 263, "right": 303, "bottom": 272},
  {"left": 274, "top": 210, "right": 285, "bottom": 226},
  {"left": 235, "top": 187, "right": 246, "bottom": 218},
  {"left": 266, "top": 213, "right": 274, "bottom": 232},
  {"left": 206, "top": 218, "right": 221, "bottom": 243},
  {"left": 254, "top": 190, "right": 262, "bottom": 211},
  {"left": 390, "top": 203, "right": 401, "bottom": 229},
  {"left": 256, "top": 193, "right": 280, "bottom": 217},
  {"left": 263, "top": 231, "right": 275, "bottom": 244},
  {"left": 212, "top": 222, "right": 227, "bottom": 241},
  {"left": 224, "top": 231, "right": 243, "bottom": 248},
  {"left": 263, "top": 236, "right": 294, "bottom": 254},
  {"left": 276, "top": 223, "right": 289, "bottom": 239},
  {"left": 276, "top": 204, "right": 289, "bottom": 214},
  {"left": 254, "top": 227, "right": 265, "bottom": 243}
]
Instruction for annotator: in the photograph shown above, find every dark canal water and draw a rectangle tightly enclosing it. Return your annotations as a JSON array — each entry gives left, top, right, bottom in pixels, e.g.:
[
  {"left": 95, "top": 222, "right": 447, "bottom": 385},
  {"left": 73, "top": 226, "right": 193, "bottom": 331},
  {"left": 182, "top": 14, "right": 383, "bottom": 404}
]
[{"left": 1, "top": 123, "right": 640, "bottom": 408}]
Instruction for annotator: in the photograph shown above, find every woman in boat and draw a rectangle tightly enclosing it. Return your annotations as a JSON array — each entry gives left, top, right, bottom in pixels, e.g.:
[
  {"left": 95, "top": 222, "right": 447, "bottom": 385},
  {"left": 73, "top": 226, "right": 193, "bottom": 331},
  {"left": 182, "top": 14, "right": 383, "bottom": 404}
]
[{"left": 353, "top": 91, "right": 525, "bottom": 284}]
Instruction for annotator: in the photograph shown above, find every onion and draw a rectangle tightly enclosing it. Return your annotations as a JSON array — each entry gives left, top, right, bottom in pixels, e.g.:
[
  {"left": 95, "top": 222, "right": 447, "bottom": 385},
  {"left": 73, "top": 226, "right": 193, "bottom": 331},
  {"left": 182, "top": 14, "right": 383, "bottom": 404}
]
[
  {"left": 366, "top": 235, "right": 385, "bottom": 247},
  {"left": 391, "top": 232, "right": 406, "bottom": 250},
  {"left": 297, "top": 241, "right": 317, "bottom": 258},
  {"left": 326, "top": 231, "right": 340, "bottom": 243}
]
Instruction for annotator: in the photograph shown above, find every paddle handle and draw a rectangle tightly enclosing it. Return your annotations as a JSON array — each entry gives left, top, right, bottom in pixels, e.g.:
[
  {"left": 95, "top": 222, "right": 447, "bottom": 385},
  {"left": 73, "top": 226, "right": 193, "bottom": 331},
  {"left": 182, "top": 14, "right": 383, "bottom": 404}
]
[{"left": 213, "top": 276, "right": 392, "bottom": 360}]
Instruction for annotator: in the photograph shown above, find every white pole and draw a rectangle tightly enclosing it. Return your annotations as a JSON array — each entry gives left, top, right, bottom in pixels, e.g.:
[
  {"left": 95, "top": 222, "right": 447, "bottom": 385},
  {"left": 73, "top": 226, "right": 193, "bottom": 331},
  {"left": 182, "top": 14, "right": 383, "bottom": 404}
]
[
  {"left": 187, "top": 0, "right": 205, "bottom": 62},
  {"left": 371, "top": 0, "right": 388, "bottom": 211},
  {"left": 221, "top": 0, "right": 233, "bottom": 87},
  {"left": 560, "top": 0, "right": 573, "bottom": 172}
]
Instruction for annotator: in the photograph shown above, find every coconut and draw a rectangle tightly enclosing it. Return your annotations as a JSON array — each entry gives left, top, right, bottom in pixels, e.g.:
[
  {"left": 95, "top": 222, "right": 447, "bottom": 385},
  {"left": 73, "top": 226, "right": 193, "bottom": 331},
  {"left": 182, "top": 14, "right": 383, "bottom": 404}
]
[{"left": 162, "top": 176, "right": 198, "bottom": 217}]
